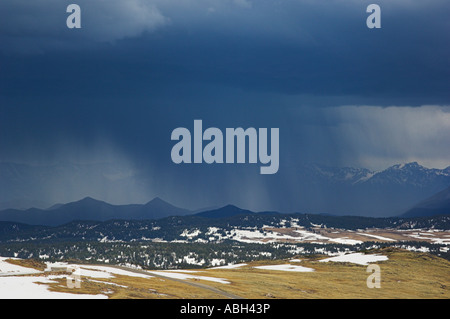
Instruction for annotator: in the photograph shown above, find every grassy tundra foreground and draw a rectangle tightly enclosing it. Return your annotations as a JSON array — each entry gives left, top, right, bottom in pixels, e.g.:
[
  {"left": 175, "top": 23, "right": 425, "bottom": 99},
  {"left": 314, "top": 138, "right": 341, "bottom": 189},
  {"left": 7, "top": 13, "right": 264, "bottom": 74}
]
[{"left": 3, "top": 248, "right": 449, "bottom": 299}]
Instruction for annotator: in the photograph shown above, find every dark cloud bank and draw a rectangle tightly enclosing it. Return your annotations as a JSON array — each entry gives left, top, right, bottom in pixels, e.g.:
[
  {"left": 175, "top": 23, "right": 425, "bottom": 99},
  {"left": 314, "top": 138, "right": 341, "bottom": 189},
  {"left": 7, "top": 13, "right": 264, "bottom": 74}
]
[{"left": 0, "top": 0, "right": 449, "bottom": 216}]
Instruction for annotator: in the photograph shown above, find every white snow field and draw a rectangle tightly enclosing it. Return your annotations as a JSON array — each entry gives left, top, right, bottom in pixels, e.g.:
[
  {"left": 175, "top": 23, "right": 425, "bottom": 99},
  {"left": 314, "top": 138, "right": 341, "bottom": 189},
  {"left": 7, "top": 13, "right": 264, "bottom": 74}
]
[
  {"left": 319, "top": 253, "right": 388, "bottom": 265},
  {"left": 45, "top": 262, "right": 153, "bottom": 279},
  {"left": 79, "top": 265, "right": 153, "bottom": 279},
  {"left": 209, "top": 263, "right": 248, "bottom": 270},
  {"left": 254, "top": 264, "right": 315, "bottom": 272},
  {"left": 0, "top": 259, "right": 154, "bottom": 299},
  {"left": 0, "top": 257, "right": 42, "bottom": 275},
  {"left": 0, "top": 275, "right": 107, "bottom": 299}
]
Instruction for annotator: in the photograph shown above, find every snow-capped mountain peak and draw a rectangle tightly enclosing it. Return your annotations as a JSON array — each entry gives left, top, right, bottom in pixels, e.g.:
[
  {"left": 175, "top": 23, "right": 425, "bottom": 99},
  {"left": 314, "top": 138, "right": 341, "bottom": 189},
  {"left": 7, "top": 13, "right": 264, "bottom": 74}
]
[{"left": 368, "top": 162, "right": 450, "bottom": 187}]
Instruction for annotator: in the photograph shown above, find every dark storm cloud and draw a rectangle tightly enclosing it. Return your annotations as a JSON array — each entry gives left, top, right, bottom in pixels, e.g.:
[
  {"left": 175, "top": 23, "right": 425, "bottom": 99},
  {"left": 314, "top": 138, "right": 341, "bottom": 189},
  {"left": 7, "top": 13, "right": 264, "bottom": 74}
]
[
  {"left": 0, "top": 1, "right": 449, "bottom": 213},
  {"left": 0, "top": 0, "right": 449, "bottom": 102}
]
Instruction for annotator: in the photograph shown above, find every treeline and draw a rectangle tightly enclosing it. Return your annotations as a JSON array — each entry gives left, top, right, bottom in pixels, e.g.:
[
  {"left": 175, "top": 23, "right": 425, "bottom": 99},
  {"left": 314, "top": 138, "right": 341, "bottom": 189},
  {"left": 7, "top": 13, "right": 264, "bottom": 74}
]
[
  {"left": 0, "top": 214, "right": 449, "bottom": 244},
  {"left": 0, "top": 240, "right": 447, "bottom": 269}
]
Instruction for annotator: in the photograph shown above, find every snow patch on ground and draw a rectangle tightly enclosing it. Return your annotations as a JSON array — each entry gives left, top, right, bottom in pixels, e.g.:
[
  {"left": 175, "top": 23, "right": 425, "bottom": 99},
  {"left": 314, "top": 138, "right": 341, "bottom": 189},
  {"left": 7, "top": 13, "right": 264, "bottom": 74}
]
[
  {"left": 210, "top": 263, "right": 247, "bottom": 270},
  {"left": 407, "top": 233, "right": 450, "bottom": 245},
  {"left": 0, "top": 275, "right": 107, "bottom": 299},
  {"left": 80, "top": 265, "right": 153, "bottom": 279},
  {"left": 148, "top": 271, "right": 230, "bottom": 284},
  {"left": 45, "top": 262, "right": 152, "bottom": 279},
  {"left": 180, "top": 229, "right": 201, "bottom": 238},
  {"left": 328, "top": 237, "right": 363, "bottom": 245},
  {"left": 254, "top": 264, "right": 315, "bottom": 272},
  {"left": 161, "top": 269, "right": 200, "bottom": 273},
  {"left": 319, "top": 253, "right": 388, "bottom": 265},
  {"left": 357, "top": 233, "right": 396, "bottom": 241},
  {"left": 0, "top": 257, "right": 42, "bottom": 275}
]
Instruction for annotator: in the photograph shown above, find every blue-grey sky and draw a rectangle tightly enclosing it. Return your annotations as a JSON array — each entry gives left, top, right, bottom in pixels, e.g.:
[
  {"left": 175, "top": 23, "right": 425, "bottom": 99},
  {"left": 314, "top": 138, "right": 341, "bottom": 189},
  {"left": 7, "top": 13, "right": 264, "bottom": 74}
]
[{"left": 0, "top": 0, "right": 449, "bottom": 212}]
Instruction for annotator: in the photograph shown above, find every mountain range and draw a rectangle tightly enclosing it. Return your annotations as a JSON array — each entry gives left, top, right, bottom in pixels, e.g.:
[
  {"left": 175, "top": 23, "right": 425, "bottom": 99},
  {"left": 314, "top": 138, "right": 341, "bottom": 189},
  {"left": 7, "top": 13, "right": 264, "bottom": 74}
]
[
  {"left": 402, "top": 186, "right": 450, "bottom": 218},
  {"left": 0, "top": 161, "right": 150, "bottom": 210},
  {"left": 0, "top": 186, "right": 449, "bottom": 227},
  {"left": 294, "top": 162, "right": 450, "bottom": 216},
  {"left": 304, "top": 162, "right": 450, "bottom": 187},
  {"left": 0, "top": 161, "right": 449, "bottom": 218},
  {"left": 0, "top": 197, "right": 191, "bottom": 226}
]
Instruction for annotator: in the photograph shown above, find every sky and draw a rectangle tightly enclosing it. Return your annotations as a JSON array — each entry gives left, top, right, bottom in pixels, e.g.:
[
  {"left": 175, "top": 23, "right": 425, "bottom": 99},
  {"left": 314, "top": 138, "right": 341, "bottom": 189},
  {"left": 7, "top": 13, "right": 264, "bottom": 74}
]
[{"left": 0, "top": 0, "right": 449, "bottom": 212}]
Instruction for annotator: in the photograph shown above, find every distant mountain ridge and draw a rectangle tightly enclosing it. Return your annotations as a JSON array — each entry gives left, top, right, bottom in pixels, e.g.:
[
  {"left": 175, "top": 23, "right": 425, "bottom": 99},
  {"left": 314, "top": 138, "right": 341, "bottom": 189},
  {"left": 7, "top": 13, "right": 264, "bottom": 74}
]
[
  {"left": 0, "top": 197, "right": 192, "bottom": 226},
  {"left": 1, "top": 161, "right": 449, "bottom": 217},
  {"left": 304, "top": 162, "right": 450, "bottom": 187},
  {"left": 295, "top": 162, "right": 450, "bottom": 216},
  {"left": 0, "top": 192, "right": 448, "bottom": 229},
  {"left": 0, "top": 161, "right": 150, "bottom": 210},
  {"left": 0, "top": 199, "right": 51, "bottom": 211},
  {"left": 195, "top": 205, "right": 254, "bottom": 218},
  {"left": 402, "top": 186, "right": 450, "bottom": 217},
  {"left": 365, "top": 162, "right": 450, "bottom": 187}
]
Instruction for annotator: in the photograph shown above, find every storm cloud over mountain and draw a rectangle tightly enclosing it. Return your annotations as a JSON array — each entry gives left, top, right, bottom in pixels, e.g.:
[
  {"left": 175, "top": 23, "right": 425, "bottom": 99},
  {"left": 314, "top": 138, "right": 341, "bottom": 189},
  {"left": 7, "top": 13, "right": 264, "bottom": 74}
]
[{"left": 0, "top": 1, "right": 449, "bottom": 215}]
